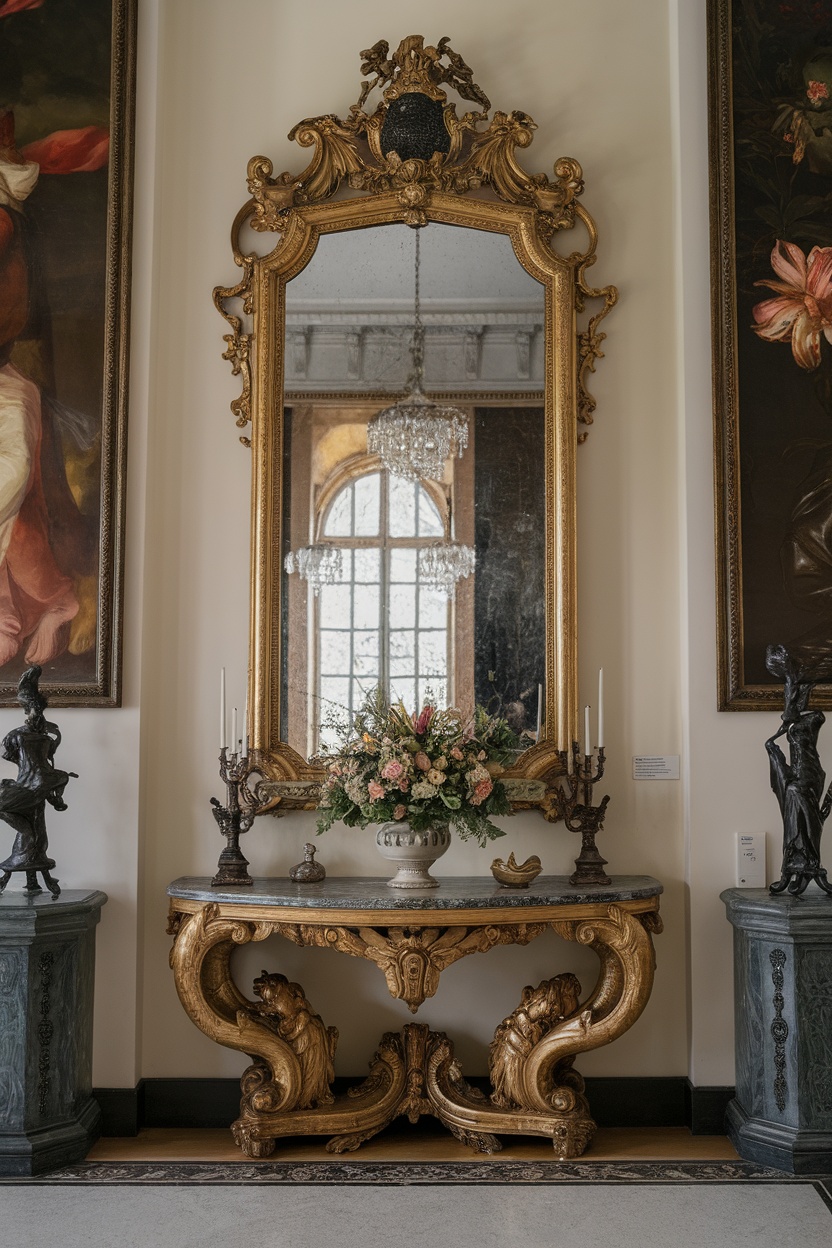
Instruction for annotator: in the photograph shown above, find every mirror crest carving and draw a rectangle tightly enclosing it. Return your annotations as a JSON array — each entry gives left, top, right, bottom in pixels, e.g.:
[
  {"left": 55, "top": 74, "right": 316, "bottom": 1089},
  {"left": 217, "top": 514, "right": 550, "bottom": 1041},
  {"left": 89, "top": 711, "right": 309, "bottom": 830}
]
[{"left": 214, "top": 36, "right": 616, "bottom": 826}]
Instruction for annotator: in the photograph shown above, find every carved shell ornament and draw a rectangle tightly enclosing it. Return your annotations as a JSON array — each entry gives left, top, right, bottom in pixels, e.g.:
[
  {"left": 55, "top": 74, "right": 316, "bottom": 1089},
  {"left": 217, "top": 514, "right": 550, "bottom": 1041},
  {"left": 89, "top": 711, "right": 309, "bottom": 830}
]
[{"left": 215, "top": 34, "right": 617, "bottom": 445}]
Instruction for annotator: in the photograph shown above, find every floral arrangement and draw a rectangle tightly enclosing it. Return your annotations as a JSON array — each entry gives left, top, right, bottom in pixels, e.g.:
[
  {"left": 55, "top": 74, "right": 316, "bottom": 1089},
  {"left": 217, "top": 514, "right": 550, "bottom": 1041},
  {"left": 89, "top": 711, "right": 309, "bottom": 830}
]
[{"left": 315, "top": 689, "right": 520, "bottom": 846}]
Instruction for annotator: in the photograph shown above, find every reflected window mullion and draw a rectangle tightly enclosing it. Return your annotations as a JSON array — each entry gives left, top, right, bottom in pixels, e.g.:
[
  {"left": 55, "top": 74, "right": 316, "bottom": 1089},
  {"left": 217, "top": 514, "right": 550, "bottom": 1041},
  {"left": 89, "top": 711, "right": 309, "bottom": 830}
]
[
  {"left": 380, "top": 470, "right": 390, "bottom": 696},
  {"left": 348, "top": 549, "right": 356, "bottom": 722}
]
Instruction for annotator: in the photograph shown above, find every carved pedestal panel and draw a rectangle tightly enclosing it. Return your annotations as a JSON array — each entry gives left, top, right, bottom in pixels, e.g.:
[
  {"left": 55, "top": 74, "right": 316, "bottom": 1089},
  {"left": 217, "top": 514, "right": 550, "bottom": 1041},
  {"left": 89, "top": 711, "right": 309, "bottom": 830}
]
[
  {"left": 0, "top": 890, "right": 107, "bottom": 1175},
  {"left": 722, "top": 888, "right": 832, "bottom": 1175},
  {"left": 168, "top": 876, "right": 662, "bottom": 1159}
]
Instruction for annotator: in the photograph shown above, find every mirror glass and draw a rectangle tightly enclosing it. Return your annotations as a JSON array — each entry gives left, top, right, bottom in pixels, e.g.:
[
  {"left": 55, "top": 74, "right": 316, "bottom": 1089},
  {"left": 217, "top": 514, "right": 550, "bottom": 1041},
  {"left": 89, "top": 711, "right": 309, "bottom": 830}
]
[{"left": 280, "top": 223, "right": 547, "bottom": 757}]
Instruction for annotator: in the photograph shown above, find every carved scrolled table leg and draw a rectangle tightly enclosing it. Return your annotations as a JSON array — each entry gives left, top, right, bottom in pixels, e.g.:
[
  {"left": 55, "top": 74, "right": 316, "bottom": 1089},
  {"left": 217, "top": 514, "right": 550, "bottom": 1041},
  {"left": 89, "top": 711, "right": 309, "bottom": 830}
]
[
  {"left": 167, "top": 878, "right": 663, "bottom": 1159},
  {"left": 169, "top": 903, "right": 432, "bottom": 1156},
  {"left": 419, "top": 905, "right": 662, "bottom": 1158},
  {"left": 168, "top": 903, "right": 299, "bottom": 1155}
]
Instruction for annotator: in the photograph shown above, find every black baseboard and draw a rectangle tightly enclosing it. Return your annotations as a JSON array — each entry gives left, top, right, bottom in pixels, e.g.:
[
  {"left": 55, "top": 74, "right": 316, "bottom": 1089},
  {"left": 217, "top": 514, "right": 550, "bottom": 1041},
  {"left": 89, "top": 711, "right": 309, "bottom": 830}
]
[
  {"left": 92, "top": 1085, "right": 144, "bottom": 1137},
  {"left": 584, "top": 1077, "right": 687, "bottom": 1128},
  {"left": 685, "top": 1082, "right": 736, "bottom": 1135},
  {"left": 94, "top": 1077, "right": 735, "bottom": 1138}
]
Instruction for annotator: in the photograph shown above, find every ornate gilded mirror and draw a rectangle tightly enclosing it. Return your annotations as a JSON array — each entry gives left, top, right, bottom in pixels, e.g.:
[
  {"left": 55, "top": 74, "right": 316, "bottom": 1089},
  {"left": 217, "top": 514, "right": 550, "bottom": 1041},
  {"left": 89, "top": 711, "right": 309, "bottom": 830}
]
[{"left": 215, "top": 36, "right": 615, "bottom": 821}]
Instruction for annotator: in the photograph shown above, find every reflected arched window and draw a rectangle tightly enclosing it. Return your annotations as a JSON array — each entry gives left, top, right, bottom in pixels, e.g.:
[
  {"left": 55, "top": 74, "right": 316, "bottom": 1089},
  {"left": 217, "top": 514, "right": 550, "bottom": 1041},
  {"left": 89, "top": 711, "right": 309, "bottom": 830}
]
[{"left": 314, "top": 468, "right": 450, "bottom": 742}]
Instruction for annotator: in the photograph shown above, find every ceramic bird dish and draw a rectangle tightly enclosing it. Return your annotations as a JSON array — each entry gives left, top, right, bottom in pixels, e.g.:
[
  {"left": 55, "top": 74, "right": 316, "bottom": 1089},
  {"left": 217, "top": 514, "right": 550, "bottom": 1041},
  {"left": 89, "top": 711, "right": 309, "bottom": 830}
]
[{"left": 490, "top": 853, "right": 543, "bottom": 889}]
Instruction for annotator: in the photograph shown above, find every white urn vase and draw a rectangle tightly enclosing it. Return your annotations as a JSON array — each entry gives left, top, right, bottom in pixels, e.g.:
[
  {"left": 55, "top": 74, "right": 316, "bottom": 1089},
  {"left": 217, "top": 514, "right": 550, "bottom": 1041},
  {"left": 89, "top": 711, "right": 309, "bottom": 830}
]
[{"left": 374, "top": 821, "right": 451, "bottom": 889}]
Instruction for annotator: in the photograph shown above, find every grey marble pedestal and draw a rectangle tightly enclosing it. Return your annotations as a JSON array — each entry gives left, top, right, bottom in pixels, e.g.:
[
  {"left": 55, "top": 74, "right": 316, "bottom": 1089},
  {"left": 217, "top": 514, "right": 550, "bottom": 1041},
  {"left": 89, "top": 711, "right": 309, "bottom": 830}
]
[
  {"left": 0, "top": 889, "right": 107, "bottom": 1175},
  {"left": 721, "top": 888, "right": 832, "bottom": 1175}
]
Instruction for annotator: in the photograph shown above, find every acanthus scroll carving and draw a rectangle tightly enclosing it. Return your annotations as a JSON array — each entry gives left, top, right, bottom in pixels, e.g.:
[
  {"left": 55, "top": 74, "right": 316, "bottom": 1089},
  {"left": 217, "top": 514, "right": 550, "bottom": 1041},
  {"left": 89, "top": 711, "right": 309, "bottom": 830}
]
[
  {"left": 489, "top": 973, "right": 585, "bottom": 1112},
  {"left": 242, "top": 38, "right": 591, "bottom": 230},
  {"left": 215, "top": 34, "right": 616, "bottom": 444},
  {"left": 273, "top": 920, "right": 548, "bottom": 1011}
]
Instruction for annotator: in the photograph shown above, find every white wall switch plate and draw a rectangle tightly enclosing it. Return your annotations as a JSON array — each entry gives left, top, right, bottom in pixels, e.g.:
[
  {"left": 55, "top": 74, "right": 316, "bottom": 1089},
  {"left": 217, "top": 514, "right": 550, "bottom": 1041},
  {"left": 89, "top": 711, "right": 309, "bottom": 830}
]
[{"left": 735, "top": 833, "right": 767, "bottom": 888}]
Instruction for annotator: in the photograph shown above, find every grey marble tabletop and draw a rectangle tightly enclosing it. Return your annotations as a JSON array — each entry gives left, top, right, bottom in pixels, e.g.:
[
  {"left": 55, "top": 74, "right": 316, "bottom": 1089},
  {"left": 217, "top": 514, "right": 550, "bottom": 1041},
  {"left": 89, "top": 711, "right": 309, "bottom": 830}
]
[
  {"left": 168, "top": 875, "right": 662, "bottom": 911},
  {"left": 0, "top": 889, "right": 107, "bottom": 913}
]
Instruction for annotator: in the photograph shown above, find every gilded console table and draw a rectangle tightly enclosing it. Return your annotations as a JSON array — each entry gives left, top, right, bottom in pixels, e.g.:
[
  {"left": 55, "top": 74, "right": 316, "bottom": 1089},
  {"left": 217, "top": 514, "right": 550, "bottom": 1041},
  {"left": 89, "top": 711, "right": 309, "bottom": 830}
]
[{"left": 167, "top": 875, "right": 662, "bottom": 1159}]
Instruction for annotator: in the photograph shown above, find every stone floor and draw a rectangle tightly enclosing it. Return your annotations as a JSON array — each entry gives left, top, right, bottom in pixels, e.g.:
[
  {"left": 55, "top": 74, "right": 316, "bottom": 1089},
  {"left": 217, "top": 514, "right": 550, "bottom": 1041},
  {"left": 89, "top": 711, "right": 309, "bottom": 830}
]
[
  {"left": 2, "top": 1176, "right": 831, "bottom": 1248},
  {"left": 2, "top": 1128, "right": 829, "bottom": 1248}
]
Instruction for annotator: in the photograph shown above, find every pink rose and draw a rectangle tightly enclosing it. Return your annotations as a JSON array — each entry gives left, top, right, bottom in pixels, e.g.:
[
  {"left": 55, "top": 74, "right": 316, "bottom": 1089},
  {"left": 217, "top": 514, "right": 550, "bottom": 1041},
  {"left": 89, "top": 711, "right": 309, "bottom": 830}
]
[
  {"left": 393, "top": 804, "right": 407, "bottom": 820},
  {"left": 368, "top": 780, "right": 385, "bottom": 800},
  {"left": 382, "top": 760, "right": 404, "bottom": 780},
  {"left": 399, "top": 778, "right": 410, "bottom": 792},
  {"left": 471, "top": 777, "right": 493, "bottom": 806},
  {"left": 450, "top": 747, "right": 464, "bottom": 760},
  {"left": 414, "top": 752, "right": 431, "bottom": 772}
]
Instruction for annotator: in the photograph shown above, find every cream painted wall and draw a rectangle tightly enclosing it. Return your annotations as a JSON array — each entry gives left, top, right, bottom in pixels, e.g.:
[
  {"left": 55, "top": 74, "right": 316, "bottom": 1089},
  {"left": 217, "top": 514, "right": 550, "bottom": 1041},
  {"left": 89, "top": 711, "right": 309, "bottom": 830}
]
[
  {"left": 672, "top": 0, "right": 786, "bottom": 1087},
  {"left": 134, "top": 0, "right": 687, "bottom": 1081},
  {"left": 1, "top": 0, "right": 768, "bottom": 1091}
]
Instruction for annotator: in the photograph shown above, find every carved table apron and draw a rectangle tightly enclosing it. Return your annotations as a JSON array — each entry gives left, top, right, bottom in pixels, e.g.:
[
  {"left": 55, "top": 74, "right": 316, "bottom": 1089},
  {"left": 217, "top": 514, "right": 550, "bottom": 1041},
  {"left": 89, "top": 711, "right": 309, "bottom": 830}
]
[{"left": 167, "top": 875, "right": 663, "bottom": 1159}]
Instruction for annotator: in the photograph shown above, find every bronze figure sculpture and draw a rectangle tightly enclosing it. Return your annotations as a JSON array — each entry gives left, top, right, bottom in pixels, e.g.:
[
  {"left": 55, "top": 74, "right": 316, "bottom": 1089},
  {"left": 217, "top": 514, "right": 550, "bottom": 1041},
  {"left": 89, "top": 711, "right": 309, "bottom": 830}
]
[
  {"left": 0, "top": 665, "right": 76, "bottom": 898},
  {"left": 289, "top": 843, "right": 326, "bottom": 883},
  {"left": 250, "top": 970, "right": 338, "bottom": 1109},
  {"left": 765, "top": 643, "right": 832, "bottom": 896},
  {"left": 489, "top": 973, "right": 583, "bottom": 1110}
]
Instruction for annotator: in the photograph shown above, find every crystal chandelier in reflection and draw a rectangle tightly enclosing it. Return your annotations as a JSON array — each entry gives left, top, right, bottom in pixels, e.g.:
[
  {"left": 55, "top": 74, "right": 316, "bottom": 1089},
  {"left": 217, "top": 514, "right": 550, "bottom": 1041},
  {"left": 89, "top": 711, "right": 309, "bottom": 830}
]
[
  {"left": 367, "top": 229, "right": 468, "bottom": 482},
  {"left": 284, "top": 544, "right": 342, "bottom": 596},
  {"left": 418, "top": 539, "right": 476, "bottom": 598}
]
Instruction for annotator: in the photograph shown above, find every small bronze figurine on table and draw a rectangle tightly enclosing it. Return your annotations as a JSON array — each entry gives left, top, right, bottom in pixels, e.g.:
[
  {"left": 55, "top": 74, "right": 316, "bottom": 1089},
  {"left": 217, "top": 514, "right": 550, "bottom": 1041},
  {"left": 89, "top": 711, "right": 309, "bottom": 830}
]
[
  {"left": 0, "top": 666, "right": 76, "bottom": 899},
  {"left": 765, "top": 644, "right": 832, "bottom": 897},
  {"left": 289, "top": 843, "right": 326, "bottom": 883}
]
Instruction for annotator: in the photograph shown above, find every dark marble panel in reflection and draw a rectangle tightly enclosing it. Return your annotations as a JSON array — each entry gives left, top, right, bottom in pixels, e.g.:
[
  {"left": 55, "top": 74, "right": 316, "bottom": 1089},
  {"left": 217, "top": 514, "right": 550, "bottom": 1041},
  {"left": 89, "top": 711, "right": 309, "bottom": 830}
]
[
  {"left": 474, "top": 407, "right": 545, "bottom": 734},
  {"left": 280, "top": 408, "right": 293, "bottom": 745}
]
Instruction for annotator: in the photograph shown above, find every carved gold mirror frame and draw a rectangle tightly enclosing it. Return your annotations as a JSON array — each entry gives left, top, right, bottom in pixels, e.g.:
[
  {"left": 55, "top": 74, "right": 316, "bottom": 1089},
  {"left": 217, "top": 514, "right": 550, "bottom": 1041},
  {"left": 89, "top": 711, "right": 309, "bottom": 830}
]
[{"left": 215, "top": 36, "right": 616, "bottom": 821}]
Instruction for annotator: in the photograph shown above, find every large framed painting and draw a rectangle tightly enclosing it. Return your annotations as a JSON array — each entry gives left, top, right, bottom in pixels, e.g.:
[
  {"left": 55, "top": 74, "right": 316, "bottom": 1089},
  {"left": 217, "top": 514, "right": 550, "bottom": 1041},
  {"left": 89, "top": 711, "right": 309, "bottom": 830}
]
[
  {"left": 0, "top": 0, "right": 135, "bottom": 706},
  {"left": 710, "top": 0, "right": 832, "bottom": 709}
]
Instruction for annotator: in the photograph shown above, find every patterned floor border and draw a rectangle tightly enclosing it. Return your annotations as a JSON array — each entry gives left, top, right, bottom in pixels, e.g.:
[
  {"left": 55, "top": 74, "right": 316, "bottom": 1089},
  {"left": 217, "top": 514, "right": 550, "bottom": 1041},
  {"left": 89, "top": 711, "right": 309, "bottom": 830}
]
[{"left": 3, "top": 1161, "right": 832, "bottom": 1191}]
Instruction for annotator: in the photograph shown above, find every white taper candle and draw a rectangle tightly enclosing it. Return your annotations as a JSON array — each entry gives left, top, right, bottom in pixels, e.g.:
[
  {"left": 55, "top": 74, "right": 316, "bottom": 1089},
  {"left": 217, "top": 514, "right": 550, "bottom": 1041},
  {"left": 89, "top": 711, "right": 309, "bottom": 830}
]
[
  {"left": 220, "top": 667, "right": 227, "bottom": 751},
  {"left": 231, "top": 706, "right": 238, "bottom": 754},
  {"left": 597, "top": 668, "right": 604, "bottom": 749},
  {"left": 584, "top": 704, "right": 591, "bottom": 757}
]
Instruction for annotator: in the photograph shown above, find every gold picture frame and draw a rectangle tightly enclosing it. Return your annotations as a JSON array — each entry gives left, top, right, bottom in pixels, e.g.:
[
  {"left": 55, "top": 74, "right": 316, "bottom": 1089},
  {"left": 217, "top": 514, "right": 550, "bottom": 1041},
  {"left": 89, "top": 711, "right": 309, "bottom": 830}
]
[
  {"left": 215, "top": 35, "right": 616, "bottom": 817},
  {"left": 0, "top": 0, "right": 135, "bottom": 706},
  {"left": 710, "top": 0, "right": 832, "bottom": 709}
]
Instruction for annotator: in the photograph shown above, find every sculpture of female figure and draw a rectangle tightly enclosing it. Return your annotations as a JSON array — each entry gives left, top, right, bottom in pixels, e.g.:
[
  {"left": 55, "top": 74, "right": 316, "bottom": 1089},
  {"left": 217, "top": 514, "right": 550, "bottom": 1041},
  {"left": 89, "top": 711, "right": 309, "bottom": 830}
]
[
  {"left": 0, "top": 664, "right": 75, "bottom": 897},
  {"left": 489, "top": 973, "right": 582, "bottom": 1110},
  {"left": 765, "top": 643, "right": 832, "bottom": 896},
  {"left": 250, "top": 970, "right": 338, "bottom": 1109}
]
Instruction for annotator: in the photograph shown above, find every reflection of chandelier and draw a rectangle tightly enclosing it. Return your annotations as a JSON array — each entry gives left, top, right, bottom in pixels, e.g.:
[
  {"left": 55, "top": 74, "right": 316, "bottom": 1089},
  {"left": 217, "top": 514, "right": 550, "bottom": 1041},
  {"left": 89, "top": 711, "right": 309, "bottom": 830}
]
[
  {"left": 284, "top": 544, "right": 342, "bottom": 596},
  {"left": 367, "top": 229, "right": 468, "bottom": 482},
  {"left": 418, "top": 539, "right": 476, "bottom": 598}
]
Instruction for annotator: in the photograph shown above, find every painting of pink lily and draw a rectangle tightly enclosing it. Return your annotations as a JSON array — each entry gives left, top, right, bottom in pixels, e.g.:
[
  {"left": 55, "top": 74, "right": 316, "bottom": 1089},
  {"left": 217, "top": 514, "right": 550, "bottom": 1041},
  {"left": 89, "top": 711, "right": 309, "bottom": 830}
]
[{"left": 710, "top": 0, "right": 832, "bottom": 708}]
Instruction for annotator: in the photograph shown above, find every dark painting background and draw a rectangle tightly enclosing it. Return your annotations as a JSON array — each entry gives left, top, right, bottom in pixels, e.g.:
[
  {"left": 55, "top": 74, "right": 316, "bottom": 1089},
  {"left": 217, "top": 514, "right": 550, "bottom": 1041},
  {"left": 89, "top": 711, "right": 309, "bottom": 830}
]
[{"left": 729, "top": 0, "right": 832, "bottom": 687}]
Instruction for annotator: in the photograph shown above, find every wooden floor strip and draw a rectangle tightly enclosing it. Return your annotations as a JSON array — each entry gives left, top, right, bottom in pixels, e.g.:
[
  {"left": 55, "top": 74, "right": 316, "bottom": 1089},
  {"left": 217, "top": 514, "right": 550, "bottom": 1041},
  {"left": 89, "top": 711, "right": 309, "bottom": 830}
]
[{"left": 89, "top": 1125, "right": 739, "bottom": 1164}]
